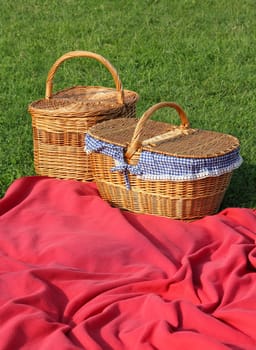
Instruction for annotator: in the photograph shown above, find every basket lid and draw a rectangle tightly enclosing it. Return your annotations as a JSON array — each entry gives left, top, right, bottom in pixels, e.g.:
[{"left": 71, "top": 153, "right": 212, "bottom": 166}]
[
  {"left": 28, "top": 86, "right": 139, "bottom": 117},
  {"left": 87, "top": 109, "right": 240, "bottom": 159},
  {"left": 28, "top": 50, "right": 139, "bottom": 117},
  {"left": 86, "top": 102, "right": 242, "bottom": 185}
]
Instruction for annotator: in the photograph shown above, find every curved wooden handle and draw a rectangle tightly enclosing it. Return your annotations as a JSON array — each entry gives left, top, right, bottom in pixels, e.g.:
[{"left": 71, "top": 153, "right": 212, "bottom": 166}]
[
  {"left": 125, "top": 102, "right": 190, "bottom": 159},
  {"left": 45, "top": 50, "right": 124, "bottom": 104}
]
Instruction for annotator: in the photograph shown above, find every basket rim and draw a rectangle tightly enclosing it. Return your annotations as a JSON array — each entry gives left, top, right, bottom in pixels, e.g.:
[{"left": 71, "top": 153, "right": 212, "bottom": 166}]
[
  {"left": 85, "top": 133, "right": 242, "bottom": 191},
  {"left": 28, "top": 85, "right": 139, "bottom": 117}
]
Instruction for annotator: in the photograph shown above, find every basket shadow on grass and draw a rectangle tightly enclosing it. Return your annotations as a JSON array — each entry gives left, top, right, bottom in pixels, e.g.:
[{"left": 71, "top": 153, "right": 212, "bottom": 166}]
[{"left": 221, "top": 160, "right": 256, "bottom": 210}]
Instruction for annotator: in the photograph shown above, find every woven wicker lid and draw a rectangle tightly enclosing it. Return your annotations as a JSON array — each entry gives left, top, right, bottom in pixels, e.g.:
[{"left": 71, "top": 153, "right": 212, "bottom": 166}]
[
  {"left": 88, "top": 102, "right": 240, "bottom": 159},
  {"left": 29, "top": 86, "right": 139, "bottom": 117},
  {"left": 28, "top": 51, "right": 139, "bottom": 117}
]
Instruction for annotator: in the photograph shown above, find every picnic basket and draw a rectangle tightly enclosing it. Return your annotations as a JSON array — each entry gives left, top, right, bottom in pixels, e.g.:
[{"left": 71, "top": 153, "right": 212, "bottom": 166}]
[
  {"left": 28, "top": 50, "right": 139, "bottom": 181},
  {"left": 86, "top": 102, "right": 242, "bottom": 220}
]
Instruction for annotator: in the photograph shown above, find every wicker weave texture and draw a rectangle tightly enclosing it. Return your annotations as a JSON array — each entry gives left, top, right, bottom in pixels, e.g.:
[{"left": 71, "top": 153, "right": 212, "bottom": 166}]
[
  {"left": 28, "top": 51, "right": 138, "bottom": 181},
  {"left": 87, "top": 102, "right": 240, "bottom": 220},
  {"left": 89, "top": 151, "right": 232, "bottom": 220}
]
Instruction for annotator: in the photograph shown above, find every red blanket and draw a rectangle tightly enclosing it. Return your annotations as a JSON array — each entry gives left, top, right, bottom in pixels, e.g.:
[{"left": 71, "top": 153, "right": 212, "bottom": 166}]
[{"left": 0, "top": 176, "right": 256, "bottom": 350}]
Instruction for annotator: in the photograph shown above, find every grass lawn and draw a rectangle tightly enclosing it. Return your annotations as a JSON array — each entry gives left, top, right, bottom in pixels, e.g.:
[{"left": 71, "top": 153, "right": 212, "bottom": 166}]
[{"left": 0, "top": 0, "right": 255, "bottom": 208}]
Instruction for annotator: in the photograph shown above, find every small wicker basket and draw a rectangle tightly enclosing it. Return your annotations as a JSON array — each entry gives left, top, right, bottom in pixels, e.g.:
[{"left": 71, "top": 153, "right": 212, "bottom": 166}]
[
  {"left": 28, "top": 51, "right": 139, "bottom": 181},
  {"left": 86, "top": 102, "right": 242, "bottom": 220}
]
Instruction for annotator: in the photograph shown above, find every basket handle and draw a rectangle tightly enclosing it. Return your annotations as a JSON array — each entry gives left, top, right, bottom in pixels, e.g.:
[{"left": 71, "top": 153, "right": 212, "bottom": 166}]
[
  {"left": 45, "top": 50, "right": 124, "bottom": 104},
  {"left": 125, "top": 101, "right": 190, "bottom": 159}
]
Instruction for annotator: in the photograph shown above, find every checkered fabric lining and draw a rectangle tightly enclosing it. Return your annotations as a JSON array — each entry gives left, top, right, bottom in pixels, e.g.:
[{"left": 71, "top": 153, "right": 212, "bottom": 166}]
[{"left": 85, "top": 134, "right": 243, "bottom": 189}]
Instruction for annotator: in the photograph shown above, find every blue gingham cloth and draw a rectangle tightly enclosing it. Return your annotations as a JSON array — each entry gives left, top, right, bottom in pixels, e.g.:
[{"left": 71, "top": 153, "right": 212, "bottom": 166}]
[{"left": 85, "top": 134, "right": 243, "bottom": 189}]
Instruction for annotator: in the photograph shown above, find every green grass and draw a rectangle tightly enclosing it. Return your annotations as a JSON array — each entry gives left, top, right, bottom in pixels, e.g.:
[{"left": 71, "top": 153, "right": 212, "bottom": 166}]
[{"left": 0, "top": 0, "right": 255, "bottom": 208}]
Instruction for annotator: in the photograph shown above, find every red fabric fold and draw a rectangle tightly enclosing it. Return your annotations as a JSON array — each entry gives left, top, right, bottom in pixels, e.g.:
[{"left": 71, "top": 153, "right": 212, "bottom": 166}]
[{"left": 0, "top": 176, "right": 255, "bottom": 349}]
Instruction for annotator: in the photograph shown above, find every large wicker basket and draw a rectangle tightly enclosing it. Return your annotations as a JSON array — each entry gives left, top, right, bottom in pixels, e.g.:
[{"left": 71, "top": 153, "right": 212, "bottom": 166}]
[
  {"left": 86, "top": 102, "right": 242, "bottom": 220},
  {"left": 28, "top": 51, "right": 139, "bottom": 181}
]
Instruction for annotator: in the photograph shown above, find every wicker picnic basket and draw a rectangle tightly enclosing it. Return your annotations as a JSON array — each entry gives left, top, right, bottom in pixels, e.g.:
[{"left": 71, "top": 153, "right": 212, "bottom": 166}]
[
  {"left": 28, "top": 51, "right": 139, "bottom": 181},
  {"left": 86, "top": 102, "right": 243, "bottom": 220}
]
